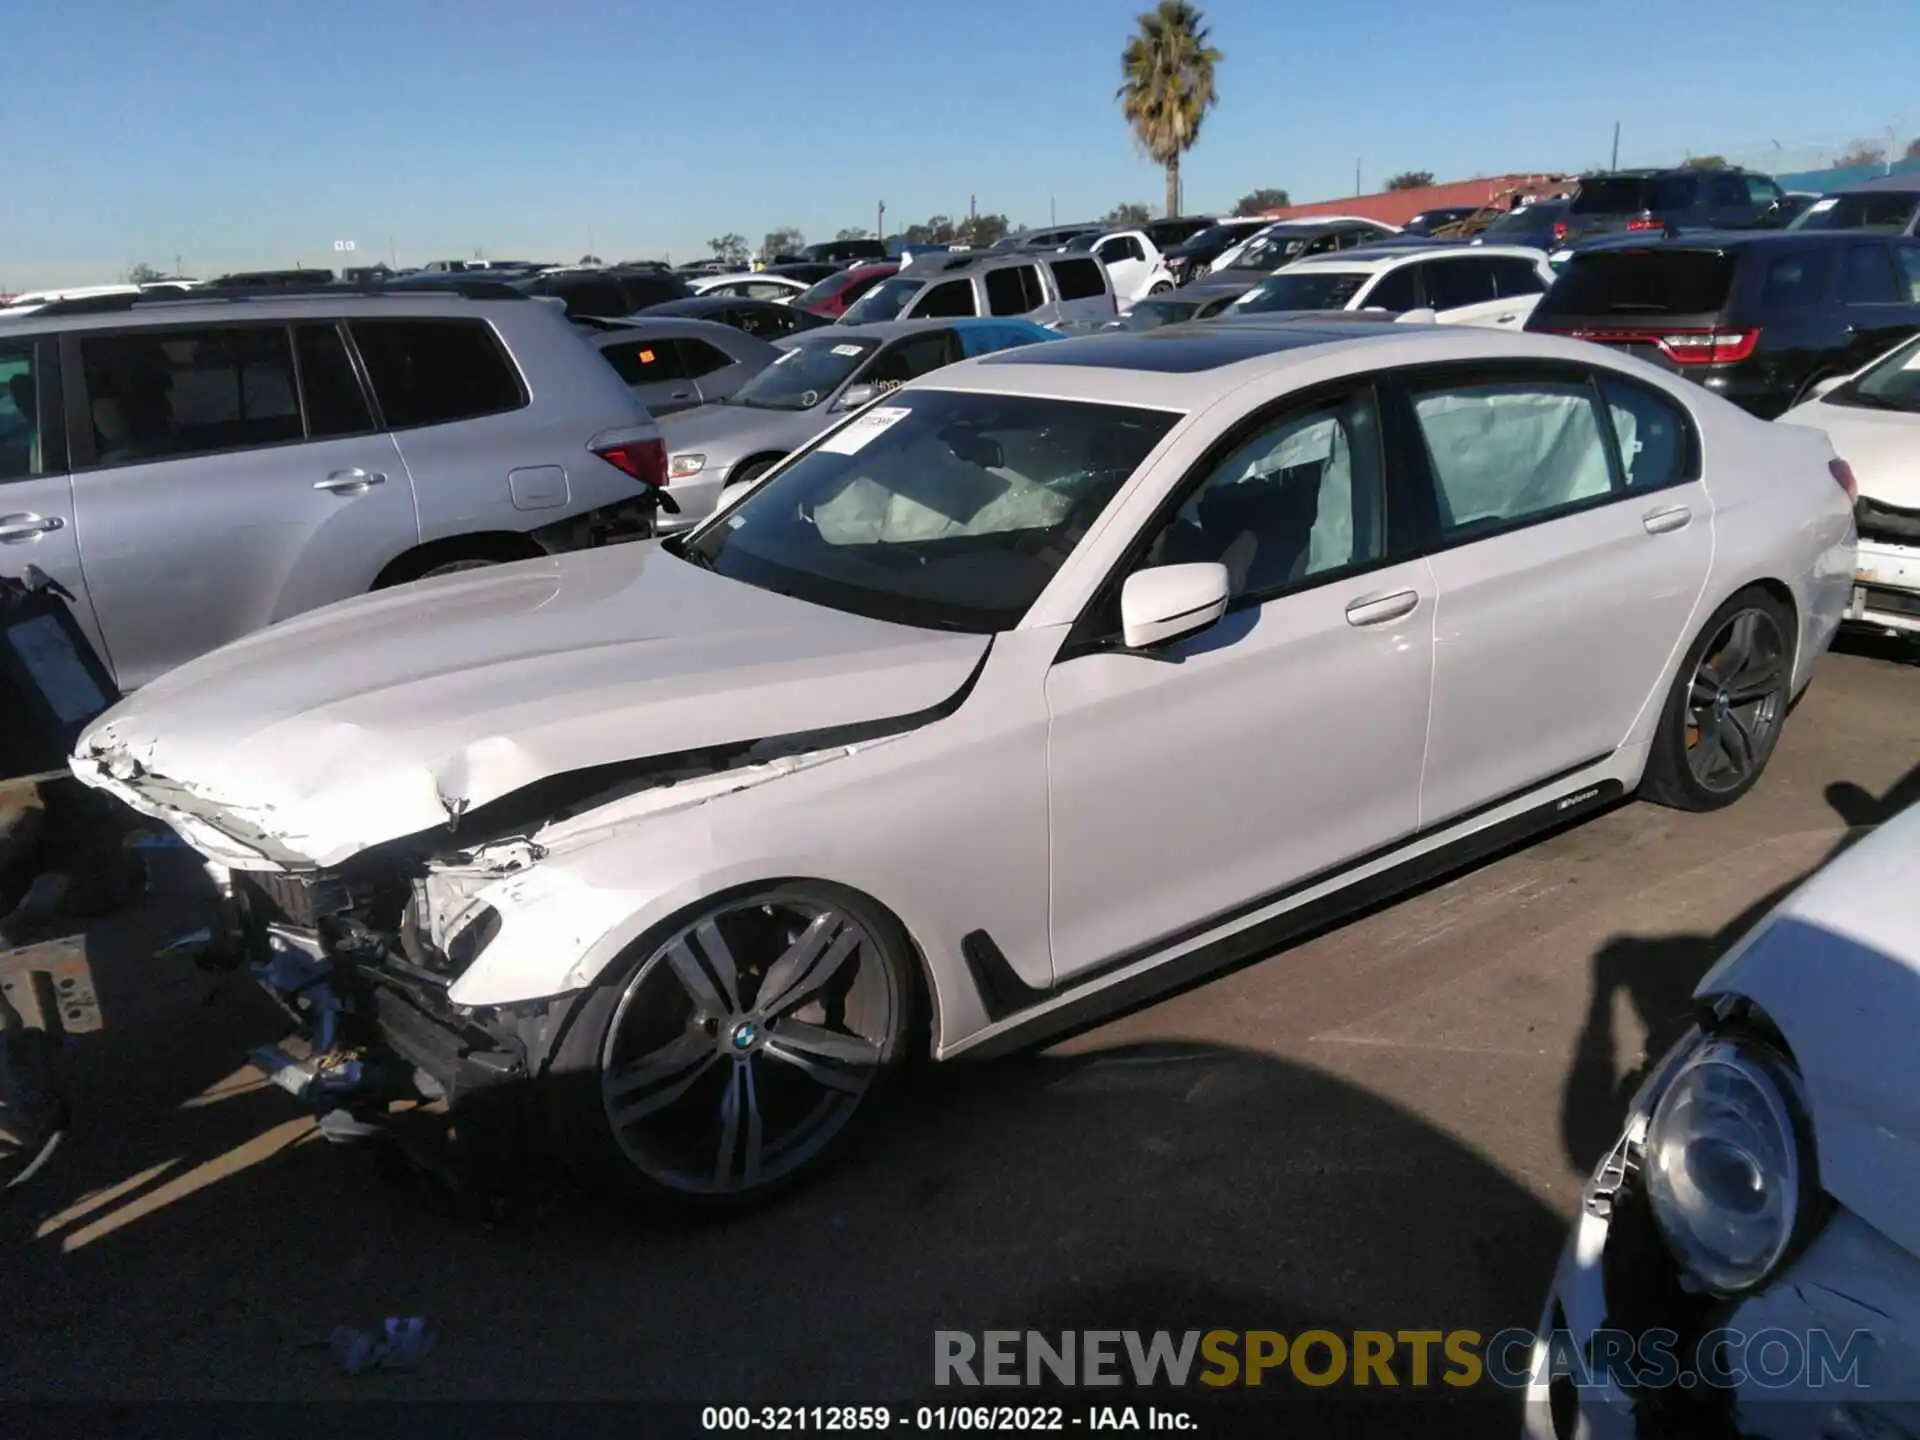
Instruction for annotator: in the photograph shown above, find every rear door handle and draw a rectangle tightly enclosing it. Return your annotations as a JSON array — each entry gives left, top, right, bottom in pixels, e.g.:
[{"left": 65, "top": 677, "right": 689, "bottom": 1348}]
[
  {"left": 669, "top": 389, "right": 695, "bottom": 401},
  {"left": 0, "top": 512, "right": 65, "bottom": 543},
  {"left": 314, "top": 469, "right": 387, "bottom": 494},
  {"left": 1642, "top": 503, "right": 1692, "bottom": 535},
  {"left": 1345, "top": 589, "right": 1420, "bottom": 627}
]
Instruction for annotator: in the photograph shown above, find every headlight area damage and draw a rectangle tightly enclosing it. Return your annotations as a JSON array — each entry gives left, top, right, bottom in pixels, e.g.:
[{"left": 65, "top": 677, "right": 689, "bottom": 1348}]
[{"left": 91, "top": 730, "right": 893, "bottom": 1166}]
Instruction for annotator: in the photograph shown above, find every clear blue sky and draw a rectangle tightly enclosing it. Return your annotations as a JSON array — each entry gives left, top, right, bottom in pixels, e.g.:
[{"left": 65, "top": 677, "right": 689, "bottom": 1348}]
[{"left": 7, "top": 0, "right": 1919, "bottom": 286}]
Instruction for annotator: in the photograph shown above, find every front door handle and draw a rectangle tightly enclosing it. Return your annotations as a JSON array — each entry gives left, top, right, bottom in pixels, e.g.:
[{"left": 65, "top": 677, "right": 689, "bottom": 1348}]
[
  {"left": 669, "top": 389, "right": 695, "bottom": 401},
  {"left": 1345, "top": 589, "right": 1420, "bottom": 627},
  {"left": 0, "top": 512, "right": 65, "bottom": 543},
  {"left": 1642, "top": 503, "right": 1692, "bottom": 535},
  {"left": 314, "top": 469, "right": 387, "bottom": 494}
]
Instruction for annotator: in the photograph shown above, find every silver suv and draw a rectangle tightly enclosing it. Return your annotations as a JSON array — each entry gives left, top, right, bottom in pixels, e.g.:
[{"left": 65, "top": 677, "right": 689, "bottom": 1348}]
[
  {"left": 839, "top": 249, "right": 1116, "bottom": 328},
  {"left": 0, "top": 287, "right": 663, "bottom": 688}
]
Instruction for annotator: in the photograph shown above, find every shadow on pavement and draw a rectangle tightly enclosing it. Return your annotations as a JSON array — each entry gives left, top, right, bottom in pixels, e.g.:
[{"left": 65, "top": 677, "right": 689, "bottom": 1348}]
[
  {"left": 2, "top": 952, "right": 1561, "bottom": 1437},
  {"left": 1560, "top": 759, "right": 1920, "bottom": 1176}
]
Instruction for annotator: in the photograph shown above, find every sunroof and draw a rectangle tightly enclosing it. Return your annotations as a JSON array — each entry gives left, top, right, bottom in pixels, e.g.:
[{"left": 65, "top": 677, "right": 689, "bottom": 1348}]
[{"left": 980, "top": 323, "right": 1378, "bottom": 374}]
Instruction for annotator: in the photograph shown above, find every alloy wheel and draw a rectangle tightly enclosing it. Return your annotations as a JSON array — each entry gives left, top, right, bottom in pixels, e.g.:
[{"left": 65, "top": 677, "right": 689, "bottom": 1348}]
[
  {"left": 599, "top": 896, "right": 897, "bottom": 1196},
  {"left": 1684, "top": 608, "right": 1787, "bottom": 793}
]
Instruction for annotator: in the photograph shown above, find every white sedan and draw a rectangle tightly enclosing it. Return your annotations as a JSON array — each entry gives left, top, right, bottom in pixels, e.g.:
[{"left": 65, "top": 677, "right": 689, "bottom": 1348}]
[
  {"left": 71, "top": 322, "right": 1854, "bottom": 1210},
  {"left": 1781, "top": 332, "right": 1920, "bottom": 640},
  {"left": 688, "top": 272, "right": 809, "bottom": 303},
  {"left": 1526, "top": 800, "right": 1920, "bottom": 1439}
]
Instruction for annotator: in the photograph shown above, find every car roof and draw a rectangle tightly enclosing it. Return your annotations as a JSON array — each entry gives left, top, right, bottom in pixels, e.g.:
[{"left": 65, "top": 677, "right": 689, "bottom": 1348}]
[
  {"left": 0, "top": 288, "right": 535, "bottom": 333},
  {"left": 1283, "top": 243, "right": 1548, "bottom": 272},
  {"left": 1834, "top": 172, "right": 1920, "bottom": 195},
  {"left": 1566, "top": 228, "right": 1909, "bottom": 257},
  {"left": 928, "top": 320, "right": 1620, "bottom": 408}
]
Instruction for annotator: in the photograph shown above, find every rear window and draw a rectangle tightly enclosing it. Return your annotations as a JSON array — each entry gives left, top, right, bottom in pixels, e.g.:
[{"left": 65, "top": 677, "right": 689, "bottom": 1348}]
[
  {"left": 1571, "top": 175, "right": 1698, "bottom": 216},
  {"left": 349, "top": 319, "right": 526, "bottom": 429},
  {"left": 1535, "top": 250, "right": 1737, "bottom": 318},
  {"left": 1049, "top": 257, "right": 1106, "bottom": 301}
]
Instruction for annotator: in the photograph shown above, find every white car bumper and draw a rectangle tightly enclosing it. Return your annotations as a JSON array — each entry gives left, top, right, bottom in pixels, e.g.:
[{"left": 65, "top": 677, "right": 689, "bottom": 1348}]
[{"left": 1845, "top": 537, "right": 1920, "bottom": 636}]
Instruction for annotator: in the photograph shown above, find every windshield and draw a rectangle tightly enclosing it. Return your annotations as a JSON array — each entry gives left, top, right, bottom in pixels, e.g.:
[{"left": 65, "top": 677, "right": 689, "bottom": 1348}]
[
  {"left": 1235, "top": 271, "right": 1370, "bottom": 312},
  {"left": 842, "top": 276, "right": 921, "bottom": 324},
  {"left": 727, "top": 336, "right": 878, "bottom": 410},
  {"left": 1235, "top": 230, "right": 1314, "bottom": 271},
  {"left": 1122, "top": 296, "right": 1203, "bottom": 330},
  {"left": 1790, "top": 192, "right": 1920, "bottom": 232},
  {"left": 681, "top": 390, "right": 1179, "bottom": 633},
  {"left": 1830, "top": 333, "right": 1920, "bottom": 414},
  {"left": 1481, "top": 202, "right": 1565, "bottom": 237}
]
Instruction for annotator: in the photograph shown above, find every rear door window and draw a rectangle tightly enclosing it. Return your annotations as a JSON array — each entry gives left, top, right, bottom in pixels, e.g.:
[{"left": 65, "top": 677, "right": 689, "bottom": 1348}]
[
  {"left": 1049, "top": 258, "right": 1106, "bottom": 300},
  {"left": 912, "top": 278, "right": 977, "bottom": 318},
  {"left": 349, "top": 319, "right": 526, "bottom": 429},
  {"left": 0, "top": 341, "right": 41, "bottom": 479},
  {"left": 1834, "top": 243, "right": 1900, "bottom": 304},
  {"left": 1536, "top": 251, "right": 1737, "bottom": 318},
  {"left": 1423, "top": 258, "right": 1498, "bottom": 311},
  {"left": 1361, "top": 265, "right": 1420, "bottom": 312},
  {"left": 985, "top": 264, "right": 1046, "bottom": 315},
  {"left": 294, "top": 324, "right": 375, "bottom": 438},
  {"left": 80, "top": 324, "right": 303, "bottom": 466},
  {"left": 1488, "top": 256, "right": 1547, "bottom": 297},
  {"left": 675, "top": 336, "right": 734, "bottom": 377},
  {"left": 1757, "top": 250, "right": 1832, "bottom": 310},
  {"left": 1597, "top": 373, "right": 1696, "bottom": 491}
]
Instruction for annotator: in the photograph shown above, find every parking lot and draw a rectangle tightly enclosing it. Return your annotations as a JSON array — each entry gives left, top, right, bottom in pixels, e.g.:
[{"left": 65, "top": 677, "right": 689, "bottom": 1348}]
[{"left": 1, "top": 634, "right": 1911, "bottom": 1424}]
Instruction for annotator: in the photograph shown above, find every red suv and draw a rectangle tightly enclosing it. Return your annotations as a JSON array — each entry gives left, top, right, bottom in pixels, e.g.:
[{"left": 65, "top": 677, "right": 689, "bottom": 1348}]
[{"left": 793, "top": 262, "right": 899, "bottom": 319}]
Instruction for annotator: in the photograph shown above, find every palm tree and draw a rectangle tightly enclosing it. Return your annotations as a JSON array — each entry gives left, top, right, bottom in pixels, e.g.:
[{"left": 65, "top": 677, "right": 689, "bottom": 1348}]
[{"left": 1117, "top": 1, "right": 1223, "bottom": 219}]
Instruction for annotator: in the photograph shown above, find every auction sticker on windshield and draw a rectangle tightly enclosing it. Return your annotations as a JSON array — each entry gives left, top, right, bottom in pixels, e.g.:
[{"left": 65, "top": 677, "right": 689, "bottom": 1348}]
[
  {"left": 818, "top": 405, "right": 911, "bottom": 455},
  {"left": 832, "top": 344, "right": 865, "bottom": 356}
]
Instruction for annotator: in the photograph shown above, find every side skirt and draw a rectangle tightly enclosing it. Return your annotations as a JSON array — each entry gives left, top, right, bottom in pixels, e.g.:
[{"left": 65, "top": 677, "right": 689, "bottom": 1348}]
[{"left": 954, "top": 767, "right": 1626, "bottom": 1062}]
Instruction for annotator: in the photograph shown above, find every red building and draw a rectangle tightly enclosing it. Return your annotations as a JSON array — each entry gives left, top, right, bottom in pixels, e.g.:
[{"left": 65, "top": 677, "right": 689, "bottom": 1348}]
[{"left": 1264, "top": 173, "right": 1571, "bottom": 227}]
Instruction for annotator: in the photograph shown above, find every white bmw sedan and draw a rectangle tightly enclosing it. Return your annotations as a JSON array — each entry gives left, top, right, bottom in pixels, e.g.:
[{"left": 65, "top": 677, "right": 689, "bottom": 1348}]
[{"left": 70, "top": 321, "right": 1856, "bottom": 1209}]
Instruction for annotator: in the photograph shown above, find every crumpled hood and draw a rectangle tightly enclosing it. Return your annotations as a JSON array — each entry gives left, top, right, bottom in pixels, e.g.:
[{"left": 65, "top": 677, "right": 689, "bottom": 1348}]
[
  {"left": 72, "top": 543, "right": 987, "bottom": 869},
  {"left": 1696, "top": 804, "right": 1920, "bottom": 1260},
  {"left": 1780, "top": 401, "right": 1920, "bottom": 510}
]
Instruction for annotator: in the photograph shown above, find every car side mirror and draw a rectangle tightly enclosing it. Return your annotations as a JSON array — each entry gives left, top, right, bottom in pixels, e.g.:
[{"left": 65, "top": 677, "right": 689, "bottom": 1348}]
[
  {"left": 1120, "top": 563, "right": 1230, "bottom": 650},
  {"left": 833, "top": 382, "right": 881, "bottom": 413},
  {"left": 1810, "top": 374, "right": 1848, "bottom": 399}
]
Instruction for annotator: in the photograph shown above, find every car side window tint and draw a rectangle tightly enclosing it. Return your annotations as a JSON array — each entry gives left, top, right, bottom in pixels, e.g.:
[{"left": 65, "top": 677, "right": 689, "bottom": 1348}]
[
  {"left": 1745, "top": 176, "right": 1784, "bottom": 207},
  {"left": 295, "top": 325, "right": 374, "bottom": 439},
  {"left": 1759, "top": 250, "right": 1832, "bottom": 310},
  {"left": 0, "top": 342, "right": 41, "bottom": 480},
  {"left": 860, "top": 332, "right": 956, "bottom": 390},
  {"left": 913, "top": 278, "right": 977, "bottom": 318},
  {"left": 349, "top": 319, "right": 526, "bottom": 429},
  {"left": 1362, "top": 265, "right": 1420, "bottom": 312},
  {"left": 1710, "top": 175, "right": 1748, "bottom": 208},
  {"left": 1407, "top": 376, "right": 1614, "bottom": 537},
  {"left": 986, "top": 265, "right": 1044, "bottom": 315},
  {"left": 1489, "top": 257, "right": 1547, "bottom": 298},
  {"left": 80, "top": 325, "right": 303, "bottom": 466},
  {"left": 1597, "top": 373, "right": 1695, "bottom": 491},
  {"left": 1141, "top": 388, "right": 1386, "bottom": 601},
  {"left": 1423, "top": 259, "right": 1497, "bottom": 311},
  {"left": 1896, "top": 245, "right": 1920, "bottom": 303},
  {"left": 1050, "top": 257, "right": 1106, "bottom": 301},
  {"left": 620, "top": 276, "right": 685, "bottom": 311},
  {"left": 675, "top": 337, "right": 733, "bottom": 377},
  {"left": 602, "top": 339, "right": 688, "bottom": 385},
  {"left": 1835, "top": 243, "right": 1899, "bottom": 304}
]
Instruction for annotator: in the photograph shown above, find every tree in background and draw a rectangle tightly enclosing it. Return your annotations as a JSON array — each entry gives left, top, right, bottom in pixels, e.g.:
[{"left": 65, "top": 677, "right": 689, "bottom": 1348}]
[
  {"left": 127, "top": 262, "right": 164, "bottom": 284},
  {"left": 1834, "top": 140, "right": 1887, "bottom": 169},
  {"left": 761, "top": 227, "right": 807, "bottom": 261},
  {"left": 1907, "top": 136, "right": 1920, "bottom": 161},
  {"left": 956, "top": 213, "right": 1011, "bottom": 248},
  {"left": 835, "top": 227, "right": 872, "bottom": 241},
  {"left": 707, "top": 233, "right": 750, "bottom": 266},
  {"left": 905, "top": 215, "right": 956, "bottom": 245},
  {"left": 1233, "top": 188, "right": 1290, "bottom": 215},
  {"left": 1681, "top": 155, "right": 1729, "bottom": 169},
  {"left": 1117, "top": 0, "right": 1222, "bottom": 218},
  {"left": 1103, "top": 201, "right": 1152, "bottom": 227},
  {"left": 578, "top": 253, "right": 603, "bottom": 265},
  {"left": 1384, "top": 170, "right": 1435, "bottom": 191}
]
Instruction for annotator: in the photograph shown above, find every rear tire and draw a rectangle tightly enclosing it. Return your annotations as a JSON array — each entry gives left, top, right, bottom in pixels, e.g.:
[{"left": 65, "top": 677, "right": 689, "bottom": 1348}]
[
  {"left": 546, "top": 882, "right": 924, "bottom": 1215},
  {"left": 1639, "top": 587, "right": 1796, "bottom": 812}
]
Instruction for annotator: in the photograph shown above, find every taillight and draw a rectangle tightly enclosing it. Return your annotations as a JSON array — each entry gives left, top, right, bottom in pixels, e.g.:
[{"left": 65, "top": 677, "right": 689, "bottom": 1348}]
[
  {"left": 592, "top": 435, "right": 667, "bottom": 487},
  {"left": 1829, "top": 458, "right": 1859, "bottom": 502},
  {"left": 1552, "top": 221, "right": 1568, "bottom": 241},
  {"left": 1626, "top": 216, "right": 1664, "bottom": 232},
  {"left": 1655, "top": 329, "right": 1761, "bottom": 365}
]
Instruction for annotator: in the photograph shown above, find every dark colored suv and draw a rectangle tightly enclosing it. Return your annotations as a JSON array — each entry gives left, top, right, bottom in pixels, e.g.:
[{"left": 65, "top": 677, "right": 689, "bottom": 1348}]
[
  {"left": 1527, "top": 230, "right": 1920, "bottom": 417},
  {"left": 512, "top": 267, "right": 691, "bottom": 318},
  {"left": 1789, "top": 171, "right": 1920, "bottom": 236},
  {"left": 1558, "top": 168, "right": 1790, "bottom": 245}
]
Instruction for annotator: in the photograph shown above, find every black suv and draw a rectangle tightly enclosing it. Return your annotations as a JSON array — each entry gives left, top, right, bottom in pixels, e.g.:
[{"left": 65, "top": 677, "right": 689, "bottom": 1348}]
[
  {"left": 1527, "top": 230, "right": 1920, "bottom": 417},
  {"left": 1558, "top": 167, "right": 1790, "bottom": 245},
  {"left": 511, "top": 266, "right": 691, "bottom": 318}
]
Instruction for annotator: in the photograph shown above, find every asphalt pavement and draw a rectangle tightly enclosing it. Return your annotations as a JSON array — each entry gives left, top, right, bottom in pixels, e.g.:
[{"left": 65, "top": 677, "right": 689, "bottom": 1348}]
[{"left": 3, "top": 635, "right": 1917, "bottom": 1434}]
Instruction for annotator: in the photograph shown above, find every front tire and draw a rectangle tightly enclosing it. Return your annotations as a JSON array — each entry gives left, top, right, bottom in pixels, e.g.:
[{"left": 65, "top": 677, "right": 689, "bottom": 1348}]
[
  {"left": 1639, "top": 587, "right": 1795, "bottom": 812},
  {"left": 549, "top": 883, "right": 922, "bottom": 1212},
  {"left": 727, "top": 456, "right": 780, "bottom": 489}
]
